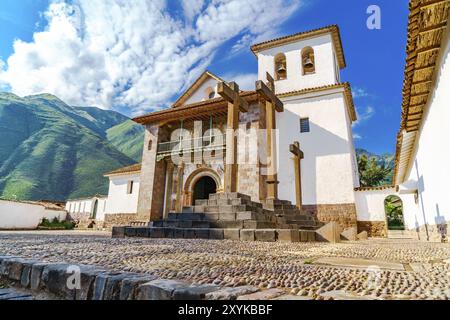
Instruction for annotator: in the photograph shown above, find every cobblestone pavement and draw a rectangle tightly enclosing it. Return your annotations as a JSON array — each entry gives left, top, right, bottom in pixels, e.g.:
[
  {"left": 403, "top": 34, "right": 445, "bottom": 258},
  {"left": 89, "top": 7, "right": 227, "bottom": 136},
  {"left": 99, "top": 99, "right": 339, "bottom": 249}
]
[{"left": 0, "top": 231, "right": 449, "bottom": 300}]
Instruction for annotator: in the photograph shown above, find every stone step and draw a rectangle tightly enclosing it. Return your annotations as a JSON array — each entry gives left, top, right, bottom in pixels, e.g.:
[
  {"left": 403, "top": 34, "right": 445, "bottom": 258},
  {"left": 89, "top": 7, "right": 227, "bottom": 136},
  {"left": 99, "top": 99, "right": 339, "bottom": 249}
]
[
  {"left": 167, "top": 212, "right": 206, "bottom": 221},
  {"left": 182, "top": 206, "right": 194, "bottom": 213},
  {"left": 209, "top": 192, "right": 251, "bottom": 201},
  {"left": 119, "top": 226, "right": 319, "bottom": 242}
]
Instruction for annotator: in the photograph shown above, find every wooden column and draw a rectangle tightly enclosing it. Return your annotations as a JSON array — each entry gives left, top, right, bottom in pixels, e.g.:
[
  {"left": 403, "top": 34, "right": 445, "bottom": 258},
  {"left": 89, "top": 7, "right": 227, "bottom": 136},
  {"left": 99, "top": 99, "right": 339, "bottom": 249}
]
[
  {"left": 256, "top": 72, "right": 284, "bottom": 200},
  {"left": 289, "top": 141, "right": 304, "bottom": 208},
  {"left": 217, "top": 81, "right": 248, "bottom": 193},
  {"left": 163, "top": 161, "right": 174, "bottom": 218}
]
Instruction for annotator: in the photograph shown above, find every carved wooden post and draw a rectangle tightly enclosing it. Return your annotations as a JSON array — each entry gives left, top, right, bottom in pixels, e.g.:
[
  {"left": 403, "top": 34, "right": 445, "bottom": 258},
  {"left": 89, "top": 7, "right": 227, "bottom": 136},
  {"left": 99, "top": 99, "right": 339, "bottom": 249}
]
[
  {"left": 256, "top": 72, "right": 284, "bottom": 200},
  {"left": 217, "top": 81, "right": 249, "bottom": 193},
  {"left": 289, "top": 141, "right": 304, "bottom": 208}
]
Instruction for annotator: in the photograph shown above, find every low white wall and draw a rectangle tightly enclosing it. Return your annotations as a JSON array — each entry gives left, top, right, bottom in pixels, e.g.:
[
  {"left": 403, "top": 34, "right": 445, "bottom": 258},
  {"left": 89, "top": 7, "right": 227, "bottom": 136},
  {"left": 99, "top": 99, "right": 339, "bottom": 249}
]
[
  {"left": 355, "top": 188, "right": 396, "bottom": 222},
  {"left": 355, "top": 188, "right": 420, "bottom": 229},
  {"left": 66, "top": 197, "right": 107, "bottom": 221},
  {"left": 0, "top": 200, "right": 67, "bottom": 230}
]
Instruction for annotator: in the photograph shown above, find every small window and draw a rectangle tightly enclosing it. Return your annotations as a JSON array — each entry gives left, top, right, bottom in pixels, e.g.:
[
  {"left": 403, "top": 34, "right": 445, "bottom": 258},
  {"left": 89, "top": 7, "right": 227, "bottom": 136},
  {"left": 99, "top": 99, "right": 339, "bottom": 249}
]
[
  {"left": 127, "top": 181, "right": 134, "bottom": 194},
  {"left": 208, "top": 91, "right": 215, "bottom": 99},
  {"left": 300, "top": 118, "right": 310, "bottom": 133},
  {"left": 205, "top": 86, "right": 215, "bottom": 100},
  {"left": 148, "top": 140, "right": 153, "bottom": 151}
]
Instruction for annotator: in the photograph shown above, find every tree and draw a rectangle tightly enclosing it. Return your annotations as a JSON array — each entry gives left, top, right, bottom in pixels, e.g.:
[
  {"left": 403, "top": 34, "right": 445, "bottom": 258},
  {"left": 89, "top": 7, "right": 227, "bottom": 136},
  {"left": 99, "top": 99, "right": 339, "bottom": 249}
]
[{"left": 357, "top": 154, "right": 390, "bottom": 187}]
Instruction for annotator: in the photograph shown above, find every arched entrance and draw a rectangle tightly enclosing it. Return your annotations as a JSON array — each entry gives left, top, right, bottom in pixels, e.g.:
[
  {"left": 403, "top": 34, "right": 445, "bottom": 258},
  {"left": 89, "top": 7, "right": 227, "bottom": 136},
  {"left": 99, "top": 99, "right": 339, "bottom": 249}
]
[
  {"left": 384, "top": 195, "right": 405, "bottom": 230},
  {"left": 193, "top": 176, "right": 217, "bottom": 203},
  {"left": 183, "top": 168, "right": 222, "bottom": 206}
]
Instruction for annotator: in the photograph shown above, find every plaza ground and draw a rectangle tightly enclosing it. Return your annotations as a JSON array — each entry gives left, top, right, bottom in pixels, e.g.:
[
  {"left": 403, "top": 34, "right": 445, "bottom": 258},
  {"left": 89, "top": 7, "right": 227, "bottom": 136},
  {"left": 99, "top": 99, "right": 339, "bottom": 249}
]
[{"left": 0, "top": 231, "right": 449, "bottom": 300}]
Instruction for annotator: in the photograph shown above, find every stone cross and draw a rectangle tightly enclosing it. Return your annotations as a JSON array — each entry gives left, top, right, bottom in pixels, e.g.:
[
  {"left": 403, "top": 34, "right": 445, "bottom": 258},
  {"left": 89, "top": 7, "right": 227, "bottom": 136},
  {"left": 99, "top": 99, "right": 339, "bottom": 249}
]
[
  {"left": 217, "top": 81, "right": 249, "bottom": 193},
  {"left": 256, "top": 72, "right": 284, "bottom": 200},
  {"left": 289, "top": 141, "right": 304, "bottom": 208}
]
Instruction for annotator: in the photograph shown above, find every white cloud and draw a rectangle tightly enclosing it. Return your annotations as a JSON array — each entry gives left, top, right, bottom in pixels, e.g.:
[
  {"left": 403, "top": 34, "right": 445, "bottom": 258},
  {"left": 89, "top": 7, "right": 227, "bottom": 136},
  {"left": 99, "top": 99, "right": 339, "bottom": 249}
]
[
  {"left": 223, "top": 72, "right": 257, "bottom": 91},
  {"left": 352, "top": 87, "right": 369, "bottom": 98},
  {"left": 353, "top": 133, "right": 362, "bottom": 140},
  {"left": 354, "top": 105, "right": 375, "bottom": 126},
  {"left": 0, "top": 0, "right": 302, "bottom": 114}
]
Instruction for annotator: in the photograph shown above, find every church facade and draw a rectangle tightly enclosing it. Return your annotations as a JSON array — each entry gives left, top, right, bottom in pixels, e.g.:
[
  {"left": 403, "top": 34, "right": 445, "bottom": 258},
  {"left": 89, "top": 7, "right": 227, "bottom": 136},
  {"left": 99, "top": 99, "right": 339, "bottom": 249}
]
[{"left": 130, "top": 25, "right": 360, "bottom": 230}]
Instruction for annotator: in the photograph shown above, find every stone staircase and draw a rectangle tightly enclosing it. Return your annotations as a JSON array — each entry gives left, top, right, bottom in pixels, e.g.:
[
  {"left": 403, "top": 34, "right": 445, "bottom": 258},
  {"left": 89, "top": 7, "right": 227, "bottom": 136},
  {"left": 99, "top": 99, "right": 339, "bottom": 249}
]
[{"left": 115, "top": 192, "right": 324, "bottom": 242}]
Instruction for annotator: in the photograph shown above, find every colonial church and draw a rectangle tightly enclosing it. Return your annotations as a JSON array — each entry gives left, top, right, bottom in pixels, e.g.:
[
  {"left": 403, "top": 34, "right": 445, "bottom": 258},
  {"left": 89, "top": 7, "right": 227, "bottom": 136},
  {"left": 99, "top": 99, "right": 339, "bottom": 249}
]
[{"left": 66, "top": 1, "right": 450, "bottom": 242}]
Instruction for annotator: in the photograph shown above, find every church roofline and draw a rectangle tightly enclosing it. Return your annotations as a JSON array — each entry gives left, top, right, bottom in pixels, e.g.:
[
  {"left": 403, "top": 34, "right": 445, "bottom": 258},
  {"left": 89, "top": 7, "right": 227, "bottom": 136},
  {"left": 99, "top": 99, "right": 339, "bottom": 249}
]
[
  {"left": 394, "top": 0, "right": 449, "bottom": 185},
  {"left": 250, "top": 25, "right": 346, "bottom": 69},
  {"left": 278, "top": 82, "right": 357, "bottom": 122},
  {"left": 133, "top": 91, "right": 258, "bottom": 125},
  {"left": 103, "top": 163, "right": 142, "bottom": 177},
  {"left": 172, "top": 71, "right": 226, "bottom": 108}
]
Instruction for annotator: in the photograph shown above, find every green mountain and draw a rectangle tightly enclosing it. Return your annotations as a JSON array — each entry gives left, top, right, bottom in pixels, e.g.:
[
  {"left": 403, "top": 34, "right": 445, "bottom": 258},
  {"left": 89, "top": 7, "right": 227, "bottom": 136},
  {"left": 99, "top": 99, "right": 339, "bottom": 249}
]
[
  {"left": 107, "top": 120, "right": 144, "bottom": 162},
  {"left": 356, "top": 148, "right": 395, "bottom": 185},
  {"left": 0, "top": 92, "right": 144, "bottom": 201}
]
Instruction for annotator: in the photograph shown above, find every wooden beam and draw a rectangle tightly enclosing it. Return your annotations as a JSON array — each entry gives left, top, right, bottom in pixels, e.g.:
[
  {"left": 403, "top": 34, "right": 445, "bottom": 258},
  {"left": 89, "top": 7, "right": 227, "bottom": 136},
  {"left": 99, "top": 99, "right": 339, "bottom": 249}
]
[
  {"left": 255, "top": 80, "right": 283, "bottom": 112},
  {"left": 217, "top": 81, "right": 249, "bottom": 112}
]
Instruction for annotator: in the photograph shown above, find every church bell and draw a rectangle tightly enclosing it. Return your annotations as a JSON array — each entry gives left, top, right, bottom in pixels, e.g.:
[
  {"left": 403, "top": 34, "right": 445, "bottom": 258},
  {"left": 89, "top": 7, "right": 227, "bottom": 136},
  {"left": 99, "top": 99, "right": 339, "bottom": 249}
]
[
  {"left": 303, "top": 57, "right": 314, "bottom": 69},
  {"left": 276, "top": 64, "right": 287, "bottom": 79}
]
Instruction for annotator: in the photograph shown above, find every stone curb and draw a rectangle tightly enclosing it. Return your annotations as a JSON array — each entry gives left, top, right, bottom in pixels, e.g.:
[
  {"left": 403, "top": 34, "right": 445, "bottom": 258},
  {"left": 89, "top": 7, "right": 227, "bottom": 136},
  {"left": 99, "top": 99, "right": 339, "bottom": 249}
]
[{"left": 0, "top": 255, "right": 267, "bottom": 300}]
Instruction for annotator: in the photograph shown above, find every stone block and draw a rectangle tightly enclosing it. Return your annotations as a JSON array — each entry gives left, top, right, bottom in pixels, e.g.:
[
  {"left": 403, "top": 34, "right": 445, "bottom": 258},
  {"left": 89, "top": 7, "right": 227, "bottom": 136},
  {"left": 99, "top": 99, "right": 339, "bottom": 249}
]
[
  {"left": 136, "top": 279, "right": 189, "bottom": 300},
  {"left": 204, "top": 213, "right": 219, "bottom": 221},
  {"left": 112, "top": 226, "right": 126, "bottom": 238},
  {"left": 341, "top": 227, "right": 357, "bottom": 241},
  {"left": 183, "top": 229, "right": 196, "bottom": 239},
  {"left": 149, "top": 227, "right": 165, "bottom": 238},
  {"left": 172, "top": 284, "right": 221, "bottom": 300},
  {"left": 357, "top": 231, "right": 368, "bottom": 240},
  {"left": 219, "top": 212, "right": 236, "bottom": 220},
  {"left": 119, "top": 275, "right": 158, "bottom": 300},
  {"left": 194, "top": 229, "right": 210, "bottom": 239},
  {"left": 223, "top": 229, "right": 240, "bottom": 240},
  {"left": 307, "top": 231, "right": 316, "bottom": 242},
  {"left": 209, "top": 229, "right": 224, "bottom": 240},
  {"left": 30, "top": 262, "right": 51, "bottom": 290},
  {"left": 164, "top": 228, "right": 175, "bottom": 238},
  {"left": 20, "top": 260, "right": 39, "bottom": 288},
  {"left": 2, "top": 258, "right": 26, "bottom": 281},
  {"left": 236, "top": 212, "right": 254, "bottom": 220},
  {"left": 299, "top": 231, "right": 308, "bottom": 242},
  {"left": 315, "top": 222, "right": 341, "bottom": 243},
  {"left": 277, "top": 229, "right": 300, "bottom": 242},
  {"left": 174, "top": 228, "right": 184, "bottom": 239},
  {"left": 136, "top": 227, "right": 150, "bottom": 237},
  {"left": 40, "top": 263, "right": 104, "bottom": 300},
  {"left": 240, "top": 229, "right": 255, "bottom": 241},
  {"left": 124, "top": 227, "right": 137, "bottom": 237},
  {"left": 101, "top": 273, "right": 133, "bottom": 300},
  {"left": 255, "top": 229, "right": 276, "bottom": 242},
  {"left": 205, "top": 286, "right": 259, "bottom": 300},
  {"left": 40, "top": 263, "right": 73, "bottom": 298}
]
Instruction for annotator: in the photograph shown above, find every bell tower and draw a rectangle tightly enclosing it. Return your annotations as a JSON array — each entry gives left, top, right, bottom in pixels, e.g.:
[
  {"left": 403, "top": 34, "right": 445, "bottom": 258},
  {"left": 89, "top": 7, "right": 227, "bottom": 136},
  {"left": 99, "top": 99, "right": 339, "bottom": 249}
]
[{"left": 251, "top": 25, "right": 346, "bottom": 94}]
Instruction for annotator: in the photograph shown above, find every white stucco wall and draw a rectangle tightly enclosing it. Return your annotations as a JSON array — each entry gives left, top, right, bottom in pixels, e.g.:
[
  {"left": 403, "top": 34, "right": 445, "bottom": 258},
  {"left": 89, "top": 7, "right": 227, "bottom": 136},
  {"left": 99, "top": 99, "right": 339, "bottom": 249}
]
[
  {"left": 257, "top": 33, "right": 340, "bottom": 94},
  {"left": 399, "top": 26, "right": 450, "bottom": 230},
  {"left": 0, "top": 200, "right": 66, "bottom": 229},
  {"left": 276, "top": 89, "right": 358, "bottom": 205},
  {"left": 355, "top": 188, "right": 396, "bottom": 222},
  {"left": 66, "top": 197, "right": 107, "bottom": 221},
  {"left": 183, "top": 77, "right": 219, "bottom": 106},
  {"left": 105, "top": 173, "right": 140, "bottom": 214}
]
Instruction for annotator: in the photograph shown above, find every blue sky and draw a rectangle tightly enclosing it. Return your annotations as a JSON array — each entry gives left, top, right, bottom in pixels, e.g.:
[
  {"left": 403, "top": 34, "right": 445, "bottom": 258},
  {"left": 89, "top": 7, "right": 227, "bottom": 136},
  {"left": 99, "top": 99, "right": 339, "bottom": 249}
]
[{"left": 0, "top": 0, "right": 409, "bottom": 155}]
